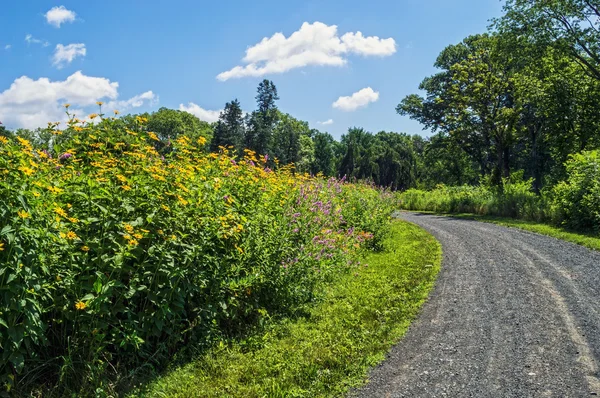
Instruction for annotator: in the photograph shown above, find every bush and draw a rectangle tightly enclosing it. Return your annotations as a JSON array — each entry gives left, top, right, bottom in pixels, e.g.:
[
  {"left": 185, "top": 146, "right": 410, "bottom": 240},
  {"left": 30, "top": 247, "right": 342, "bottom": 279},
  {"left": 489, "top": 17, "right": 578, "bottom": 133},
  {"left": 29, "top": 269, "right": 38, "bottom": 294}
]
[
  {"left": 0, "top": 114, "right": 394, "bottom": 395},
  {"left": 399, "top": 172, "right": 546, "bottom": 221},
  {"left": 550, "top": 150, "right": 600, "bottom": 232}
]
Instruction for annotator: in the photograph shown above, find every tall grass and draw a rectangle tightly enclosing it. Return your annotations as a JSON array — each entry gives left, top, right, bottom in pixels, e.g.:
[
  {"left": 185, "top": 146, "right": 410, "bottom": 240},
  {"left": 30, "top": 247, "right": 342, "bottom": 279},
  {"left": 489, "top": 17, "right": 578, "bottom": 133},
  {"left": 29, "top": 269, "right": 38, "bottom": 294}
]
[{"left": 399, "top": 152, "right": 600, "bottom": 235}]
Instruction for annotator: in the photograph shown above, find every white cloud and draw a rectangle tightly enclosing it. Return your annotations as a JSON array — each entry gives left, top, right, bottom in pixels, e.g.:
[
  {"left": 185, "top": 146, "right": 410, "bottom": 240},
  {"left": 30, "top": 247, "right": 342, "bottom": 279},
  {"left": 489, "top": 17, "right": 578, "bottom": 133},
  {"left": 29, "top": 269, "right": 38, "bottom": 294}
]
[
  {"left": 217, "top": 22, "right": 396, "bottom": 81},
  {"left": 318, "top": 119, "right": 334, "bottom": 125},
  {"left": 45, "top": 6, "right": 76, "bottom": 28},
  {"left": 0, "top": 71, "right": 156, "bottom": 129},
  {"left": 332, "top": 87, "right": 379, "bottom": 111},
  {"left": 52, "top": 43, "right": 86, "bottom": 68},
  {"left": 25, "top": 34, "right": 50, "bottom": 47},
  {"left": 179, "top": 103, "right": 221, "bottom": 123},
  {"left": 105, "top": 91, "right": 158, "bottom": 112},
  {"left": 4, "top": 45, "right": 11, "bottom": 50}
]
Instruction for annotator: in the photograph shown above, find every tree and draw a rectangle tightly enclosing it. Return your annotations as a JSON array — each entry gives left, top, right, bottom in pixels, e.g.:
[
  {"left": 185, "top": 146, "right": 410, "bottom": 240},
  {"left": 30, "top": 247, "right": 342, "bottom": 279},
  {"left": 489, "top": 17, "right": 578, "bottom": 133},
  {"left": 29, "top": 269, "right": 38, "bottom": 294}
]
[
  {"left": 245, "top": 80, "right": 280, "bottom": 155},
  {"left": 147, "top": 107, "right": 213, "bottom": 144},
  {"left": 499, "top": 0, "right": 600, "bottom": 81},
  {"left": 398, "top": 34, "right": 521, "bottom": 184},
  {"left": 272, "top": 113, "right": 308, "bottom": 166},
  {"left": 210, "top": 99, "right": 245, "bottom": 152},
  {"left": 311, "top": 131, "right": 335, "bottom": 176}
]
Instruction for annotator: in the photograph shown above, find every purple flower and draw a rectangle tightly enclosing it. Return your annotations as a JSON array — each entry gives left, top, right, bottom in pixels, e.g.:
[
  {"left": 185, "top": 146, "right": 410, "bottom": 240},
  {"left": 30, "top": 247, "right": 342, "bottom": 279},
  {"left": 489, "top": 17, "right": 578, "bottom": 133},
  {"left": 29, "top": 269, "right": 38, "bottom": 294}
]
[
  {"left": 293, "top": 228, "right": 299, "bottom": 233},
  {"left": 59, "top": 153, "right": 72, "bottom": 161},
  {"left": 292, "top": 213, "right": 301, "bottom": 218}
]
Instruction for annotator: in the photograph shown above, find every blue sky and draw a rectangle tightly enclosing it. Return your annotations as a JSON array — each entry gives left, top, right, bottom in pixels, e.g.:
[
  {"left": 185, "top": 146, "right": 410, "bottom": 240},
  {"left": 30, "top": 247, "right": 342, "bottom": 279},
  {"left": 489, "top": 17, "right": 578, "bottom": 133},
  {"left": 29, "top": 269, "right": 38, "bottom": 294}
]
[{"left": 1, "top": 0, "right": 504, "bottom": 139}]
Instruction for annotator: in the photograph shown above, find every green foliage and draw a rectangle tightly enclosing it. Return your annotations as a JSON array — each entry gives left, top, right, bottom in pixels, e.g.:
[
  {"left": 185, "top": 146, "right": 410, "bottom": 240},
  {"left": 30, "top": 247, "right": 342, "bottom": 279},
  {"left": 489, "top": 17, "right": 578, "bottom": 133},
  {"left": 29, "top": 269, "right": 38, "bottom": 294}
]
[
  {"left": 399, "top": 173, "right": 546, "bottom": 221},
  {"left": 245, "top": 80, "right": 280, "bottom": 156},
  {"left": 550, "top": 150, "right": 600, "bottom": 231},
  {"left": 130, "top": 221, "right": 441, "bottom": 398},
  {"left": 147, "top": 107, "right": 213, "bottom": 143},
  {"left": 210, "top": 99, "right": 245, "bottom": 152}
]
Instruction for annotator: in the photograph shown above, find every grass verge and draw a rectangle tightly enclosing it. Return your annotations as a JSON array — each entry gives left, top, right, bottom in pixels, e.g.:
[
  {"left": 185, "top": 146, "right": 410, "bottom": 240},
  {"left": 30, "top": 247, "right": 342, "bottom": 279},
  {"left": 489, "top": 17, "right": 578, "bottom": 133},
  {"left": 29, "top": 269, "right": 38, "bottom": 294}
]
[
  {"left": 404, "top": 210, "right": 600, "bottom": 252},
  {"left": 131, "top": 220, "right": 441, "bottom": 397}
]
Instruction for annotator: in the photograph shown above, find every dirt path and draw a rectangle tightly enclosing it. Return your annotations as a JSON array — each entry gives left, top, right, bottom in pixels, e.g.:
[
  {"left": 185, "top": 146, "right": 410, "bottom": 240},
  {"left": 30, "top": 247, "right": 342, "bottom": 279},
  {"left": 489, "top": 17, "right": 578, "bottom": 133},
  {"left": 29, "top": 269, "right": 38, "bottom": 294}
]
[{"left": 355, "top": 213, "right": 600, "bottom": 398}]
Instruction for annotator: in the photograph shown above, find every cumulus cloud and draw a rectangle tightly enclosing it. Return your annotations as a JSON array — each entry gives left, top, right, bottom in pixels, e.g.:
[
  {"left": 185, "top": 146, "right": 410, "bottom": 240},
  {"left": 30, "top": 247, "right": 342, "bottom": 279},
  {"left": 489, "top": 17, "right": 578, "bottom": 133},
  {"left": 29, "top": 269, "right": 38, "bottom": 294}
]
[
  {"left": 0, "top": 71, "right": 155, "bottom": 129},
  {"left": 179, "top": 103, "right": 221, "bottom": 123},
  {"left": 25, "top": 34, "right": 50, "bottom": 47},
  {"left": 45, "top": 6, "right": 76, "bottom": 28},
  {"left": 332, "top": 87, "right": 379, "bottom": 111},
  {"left": 105, "top": 91, "right": 158, "bottom": 113},
  {"left": 318, "top": 119, "right": 334, "bottom": 125},
  {"left": 52, "top": 43, "right": 86, "bottom": 68},
  {"left": 217, "top": 22, "right": 396, "bottom": 81}
]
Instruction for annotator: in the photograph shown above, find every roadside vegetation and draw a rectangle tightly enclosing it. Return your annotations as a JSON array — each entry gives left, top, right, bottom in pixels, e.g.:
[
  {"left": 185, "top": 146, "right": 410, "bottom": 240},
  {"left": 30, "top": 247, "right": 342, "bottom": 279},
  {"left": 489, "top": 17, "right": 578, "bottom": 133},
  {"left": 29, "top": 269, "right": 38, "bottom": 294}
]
[{"left": 131, "top": 221, "right": 440, "bottom": 398}]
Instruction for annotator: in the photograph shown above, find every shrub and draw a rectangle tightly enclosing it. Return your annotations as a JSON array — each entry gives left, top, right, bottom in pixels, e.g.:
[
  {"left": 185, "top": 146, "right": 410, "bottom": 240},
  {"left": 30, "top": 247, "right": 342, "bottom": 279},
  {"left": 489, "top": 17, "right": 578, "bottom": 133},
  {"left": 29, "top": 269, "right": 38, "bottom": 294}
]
[
  {"left": 550, "top": 150, "right": 600, "bottom": 232},
  {"left": 399, "top": 172, "right": 546, "bottom": 221},
  {"left": 0, "top": 113, "right": 394, "bottom": 395}
]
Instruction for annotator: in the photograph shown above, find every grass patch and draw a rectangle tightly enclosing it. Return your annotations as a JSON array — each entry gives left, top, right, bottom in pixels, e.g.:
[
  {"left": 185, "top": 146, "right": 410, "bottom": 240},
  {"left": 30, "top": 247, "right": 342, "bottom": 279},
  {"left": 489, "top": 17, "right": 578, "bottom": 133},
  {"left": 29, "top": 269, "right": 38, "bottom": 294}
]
[
  {"left": 455, "top": 214, "right": 600, "bottom": 251},
  {"left": 405, "top": 210, "right": 600, "bottom": 252},
  {"left": 131, "top": 220, "right": 441, "bottom": 397}
]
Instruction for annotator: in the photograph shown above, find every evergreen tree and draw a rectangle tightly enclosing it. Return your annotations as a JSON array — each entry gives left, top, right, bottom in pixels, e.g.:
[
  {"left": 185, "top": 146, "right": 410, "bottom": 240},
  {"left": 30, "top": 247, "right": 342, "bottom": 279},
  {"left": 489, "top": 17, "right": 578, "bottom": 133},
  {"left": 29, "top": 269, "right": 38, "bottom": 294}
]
[
  {"left": 245, "top": 80, "right": 280, "bottom": 155},
  {"left": 210, "top": 99, "right": 245, "bottom": 152}
]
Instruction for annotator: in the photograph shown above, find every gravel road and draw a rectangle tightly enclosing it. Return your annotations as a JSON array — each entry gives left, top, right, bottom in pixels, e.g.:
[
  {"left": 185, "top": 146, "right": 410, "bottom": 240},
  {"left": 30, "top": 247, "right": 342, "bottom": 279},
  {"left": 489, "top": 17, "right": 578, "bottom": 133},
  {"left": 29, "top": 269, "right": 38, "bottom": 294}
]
[{"left": 355, "top": 213, "right": 600, "bottom": 398}]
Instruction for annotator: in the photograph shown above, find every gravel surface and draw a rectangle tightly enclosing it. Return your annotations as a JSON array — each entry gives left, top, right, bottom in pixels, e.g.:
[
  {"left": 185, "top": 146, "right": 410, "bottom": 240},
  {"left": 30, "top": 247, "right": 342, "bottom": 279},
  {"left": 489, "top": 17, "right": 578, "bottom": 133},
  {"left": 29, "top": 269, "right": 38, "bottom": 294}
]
[{"left": 355, "top": 213, "right": 600, "bottom": 398}]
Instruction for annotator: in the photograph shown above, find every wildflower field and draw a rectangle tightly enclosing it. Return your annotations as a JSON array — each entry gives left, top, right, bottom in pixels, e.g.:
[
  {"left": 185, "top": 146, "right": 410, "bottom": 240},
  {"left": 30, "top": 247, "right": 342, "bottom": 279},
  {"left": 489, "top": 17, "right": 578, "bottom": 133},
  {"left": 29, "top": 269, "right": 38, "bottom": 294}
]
[{"left": 0, "top": 110, "right": 396, "bottom": 395}]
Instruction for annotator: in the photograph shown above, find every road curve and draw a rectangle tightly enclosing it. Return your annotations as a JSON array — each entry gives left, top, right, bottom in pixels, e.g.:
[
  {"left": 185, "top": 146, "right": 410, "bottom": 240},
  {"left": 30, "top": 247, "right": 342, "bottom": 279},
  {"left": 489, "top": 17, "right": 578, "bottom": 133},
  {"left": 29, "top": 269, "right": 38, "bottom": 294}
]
[{"left": 355, "top": 213, "right": 600, "bottom": 398}]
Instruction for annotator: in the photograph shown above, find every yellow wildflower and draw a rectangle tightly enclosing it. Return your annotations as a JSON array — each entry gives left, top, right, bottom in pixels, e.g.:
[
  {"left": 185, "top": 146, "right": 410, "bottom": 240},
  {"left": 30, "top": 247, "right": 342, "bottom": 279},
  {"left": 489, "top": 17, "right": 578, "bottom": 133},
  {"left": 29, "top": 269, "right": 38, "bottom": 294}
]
[
  {"left": 123, "top": 224, "right": 134, "bottom": 233},
  {"left": 114, "top": 110, "right": 120, "bottom": 115},
  {"left": 17, "top": 210, "right": 30, "bottom": 219},
  {"left": 81, "top": 246, "right": 90, "bottom": 252},
  {"left": 89, "top": 113, "right": 98, "bottom": 120},
  {"left": 127, "top": 239, "right": 139, "bottom": 246},
  {"left": 133, "top": 233, "right": 143, "bottom": 240},
  {"left": 177, "top": 195, "right": 189, "bottom": 206},
  {"left": 161, "top": 205, "right": 170, "bottom": 212},
  {"left": 54, "top": 207, "right": 68, "bottom": 218},
  {"left": 0, "top": 136, "right": 8, "bottom": 144},
  {"left": 18, "top": 166, "right": 35, "bottom": 176},
  {"left": 0, "top": 242, "right": 4, "bottom": 251},
  {"left": 121, "top": 185, "right": 132, "bottom": 191},
  {"left": 96, "top": 101, "right": 103, "bottom": 106},
  {"left": 148, "top": 132, "right": 159, "bottom": 141},
  {"left": 68, "top": 217, "right": 79, "bottom": 224},
  {"left": 66, "top": 231, "right": 78, "bottom": 240},
  {"left": 75, "top": 301, "right": 87, "bottom": 310},
  {"left": 64, "top": 103, "right": 71, "bottom": 108},
  {"left": 47, "top": 186, "right": 63, "bottom": 194}
]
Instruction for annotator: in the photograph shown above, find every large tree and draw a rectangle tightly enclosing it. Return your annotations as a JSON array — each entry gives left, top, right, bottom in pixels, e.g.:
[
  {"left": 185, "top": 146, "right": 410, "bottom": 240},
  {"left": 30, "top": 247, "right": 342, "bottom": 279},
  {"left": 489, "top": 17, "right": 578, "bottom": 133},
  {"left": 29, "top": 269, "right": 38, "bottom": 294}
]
[
  {"left": 398, "top": 34, "right": 521, "bottom": 184},
  {"left": 499, "top": 0, "right": 600, "bottom": 81},
  {"left": 272, "top": 113, "right": 308, "bottom": 166},
  {"left": 210, "top": 99, "right": 245, "bottom": 152},
  {"left": 245, "top": 80, "right": 280, "bottom": 155},
  {"left": 147, "top": 107, "right": 213, "bottom": 144}
]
